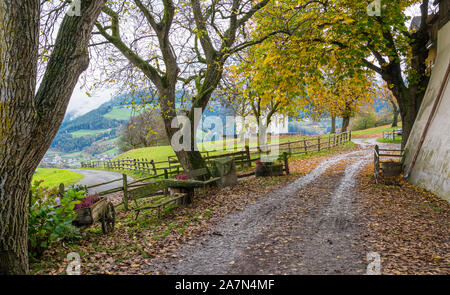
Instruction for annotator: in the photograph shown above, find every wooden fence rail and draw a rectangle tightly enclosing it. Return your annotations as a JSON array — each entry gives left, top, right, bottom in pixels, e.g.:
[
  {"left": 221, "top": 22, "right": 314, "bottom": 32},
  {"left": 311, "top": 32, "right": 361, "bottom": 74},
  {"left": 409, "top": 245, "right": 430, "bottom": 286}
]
[
  {"left": 71, "top": 131, "right": 351, "bottom": 219},
  {"left": 81, "top": 131, "right": 351, "bottom": 175}
]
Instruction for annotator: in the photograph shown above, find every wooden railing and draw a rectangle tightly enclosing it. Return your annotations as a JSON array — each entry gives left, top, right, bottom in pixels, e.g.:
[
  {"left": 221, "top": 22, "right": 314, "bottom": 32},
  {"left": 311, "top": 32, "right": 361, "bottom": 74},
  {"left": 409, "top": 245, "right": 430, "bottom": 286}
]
[
  {"left": 81, "top": 131, "right": 351, "bottom": 175},
  {"left": 374, "top": 144, "right": 404, "bottom": 183},
  {"left": 382, "top": 129, "right": 402, "bottom": 141},
  {"left": 254, "top": 131, "right": 351, "bottom": 156}
]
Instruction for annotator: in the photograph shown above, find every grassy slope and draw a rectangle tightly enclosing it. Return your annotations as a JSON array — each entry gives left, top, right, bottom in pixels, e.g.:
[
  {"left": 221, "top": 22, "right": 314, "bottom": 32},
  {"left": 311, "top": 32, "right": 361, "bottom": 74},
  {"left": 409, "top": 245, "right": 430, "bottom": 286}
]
[
  {"left": 107, "top": 133, "right": 353, "bottom": 180},
  {"left": 32, "top": 168, "right": 84, "bottom": 188},
  {"left": 377, "top": 137, "right": 402, "bottom": 144},
  {"left": 351, "top": 123, "right": 402, "bottom": 137},
  {"left": 103, "top": 107, "right": 137, "bottom": 121},
  {"left": 71, "top": 129, "right": 109, "bottom": 138},
  {"left": 116, "top": 134, "right": 333, "bottom": 162}
]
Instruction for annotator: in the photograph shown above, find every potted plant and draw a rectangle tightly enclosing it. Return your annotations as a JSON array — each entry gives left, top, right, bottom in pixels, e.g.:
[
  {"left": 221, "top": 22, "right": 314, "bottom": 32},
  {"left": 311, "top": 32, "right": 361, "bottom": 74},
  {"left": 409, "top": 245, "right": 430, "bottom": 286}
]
[{"left": 255, "top": 160, "right": 268, "bottom": 177}]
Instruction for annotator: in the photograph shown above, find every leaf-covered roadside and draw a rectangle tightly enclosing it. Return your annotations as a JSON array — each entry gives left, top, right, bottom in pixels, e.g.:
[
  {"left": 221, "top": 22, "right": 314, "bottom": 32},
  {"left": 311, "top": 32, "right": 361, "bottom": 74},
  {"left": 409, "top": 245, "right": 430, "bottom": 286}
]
[
  {"left": 31, "top": 149, "right": 356, "bottom": 274},
  {"left": 357, "top": 164, "right": 450, "bottom": 275}
]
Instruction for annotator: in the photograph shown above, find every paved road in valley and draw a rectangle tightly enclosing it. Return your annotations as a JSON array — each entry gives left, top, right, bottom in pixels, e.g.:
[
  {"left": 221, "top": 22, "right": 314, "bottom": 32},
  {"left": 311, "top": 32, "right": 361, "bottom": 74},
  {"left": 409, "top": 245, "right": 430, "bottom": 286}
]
[{"left": 70, "top": 169, "right": 133, "bottom": 194}]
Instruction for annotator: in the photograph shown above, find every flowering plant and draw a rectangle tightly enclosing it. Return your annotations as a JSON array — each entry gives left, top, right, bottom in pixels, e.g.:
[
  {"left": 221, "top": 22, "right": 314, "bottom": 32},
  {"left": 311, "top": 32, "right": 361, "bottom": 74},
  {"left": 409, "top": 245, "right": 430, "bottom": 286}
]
[
  {"left": 176, "top": 174, "right": 189, "bottom": 180},
  {"left": 74, "top": 193, "right": 100, "bottom": 210}
]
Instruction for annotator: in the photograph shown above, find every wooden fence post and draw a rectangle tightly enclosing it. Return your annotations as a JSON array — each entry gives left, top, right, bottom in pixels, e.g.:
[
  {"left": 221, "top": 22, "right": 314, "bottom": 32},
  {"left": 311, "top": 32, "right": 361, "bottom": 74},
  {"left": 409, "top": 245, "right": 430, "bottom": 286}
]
[
  {"left": 374, "top": 145, "right": 380, "bottom": 183},
  {"left": 283, "top": 152, "right": 290, "bottom": 175},
  {"left": 245, "top": 145, "right": 251, "bottom": 167},
  {"left": 151, "top": 159, "right": 157, "bottom": 175},
  {"left": 164, "top": 169, "right": 169, "bottom": 196},
  {"left": 318, "top": 136, "right": 321, "bottom": 152},
  {"left": 304, "top": 139, "right": 308, "bottom": 154},
  {"left": 58, "top": 183, "right": 65, "bottom": 197},
  {"left": 122, "top": 174, "right": 129, "bottom": 211}
]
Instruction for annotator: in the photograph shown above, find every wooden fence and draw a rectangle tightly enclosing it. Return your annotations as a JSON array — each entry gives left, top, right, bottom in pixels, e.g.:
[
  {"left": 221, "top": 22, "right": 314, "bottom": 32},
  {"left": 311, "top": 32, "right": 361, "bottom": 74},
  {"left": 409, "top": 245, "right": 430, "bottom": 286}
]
[
  {"left": 71, "top": 131, "right": 351, "bottom": 219},
  {"left": 81, "top": 131, "right": 351, "bottom": 175},
  {"left": 373, "top": 144, "right": 404, "bottom": 183},
  {"left": 382, "top": 129, "right": 402, "bottom": 141},
  {"left": 253, "top": 131, "right": 351, "bottom": 156}
]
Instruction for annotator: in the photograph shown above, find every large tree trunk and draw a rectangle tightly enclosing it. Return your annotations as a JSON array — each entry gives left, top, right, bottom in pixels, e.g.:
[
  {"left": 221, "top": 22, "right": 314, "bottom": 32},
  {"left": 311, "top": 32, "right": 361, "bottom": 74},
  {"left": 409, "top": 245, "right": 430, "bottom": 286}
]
[
  {"left": 380, "top": 1, "right": 429, "bottom": 148},
  {"left": 0, "top": 0, "right": 106, "bottom": 274},
  {"left": 388, "top": 78, "right": 426, "bottom": 148},
  {"left": 341, "top": 116, "right": 350, "bottom": 133},
  {"left": 257, "top": 124, "right": 268, "bottom": 153},
  {"left": 331, "top": 116, "right": 336, "bottom": 133},
  {"left": 392, "top": 105, "right": 399, "bottom": 127},
  {"left": 160, "top": 89, "right": 209, "bottom": 178},
  {"left": 0, "top": 1, "right": 40, "bottom": 274}
]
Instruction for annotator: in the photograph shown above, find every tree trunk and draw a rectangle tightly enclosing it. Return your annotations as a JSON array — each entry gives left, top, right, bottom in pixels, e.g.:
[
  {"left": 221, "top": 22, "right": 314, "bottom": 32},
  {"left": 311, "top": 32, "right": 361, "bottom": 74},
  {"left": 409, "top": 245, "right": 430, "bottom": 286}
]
[
  {"left": 160, "top": 89, "right": 209, "bottom": 179},
  {"left": 331, "top": 116, "right": 336, "bottom": 133},
  {"left": 381, "top": 1, "right": 429, "bottom": 148},
  {"left": 257, "top": 124, "right": 268, "bottom": 152},
  {"left": 392, "top": 106, "right": 399, "bottom": 127},
  {"left": 0, "top": 0, "right": 40, "bottom": 275},
  {"left": 0, "top": 0, "right": 106, "bottom": 274},
  {"left": 341, "top": 116, "right": 350, "bottom": 133},
  {"left": 389, "top": 83, "right": 425, "bottom": 148}
]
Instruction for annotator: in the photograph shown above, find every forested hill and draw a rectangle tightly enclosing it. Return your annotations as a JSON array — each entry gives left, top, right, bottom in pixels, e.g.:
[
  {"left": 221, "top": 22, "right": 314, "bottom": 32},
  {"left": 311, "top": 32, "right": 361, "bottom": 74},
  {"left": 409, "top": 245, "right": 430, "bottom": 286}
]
[
  {"left": 50, "top": 92, "right": 234, "bottom": 155},
  {"left": 50, "top": 94, "right": 135, "bottom": 154}
]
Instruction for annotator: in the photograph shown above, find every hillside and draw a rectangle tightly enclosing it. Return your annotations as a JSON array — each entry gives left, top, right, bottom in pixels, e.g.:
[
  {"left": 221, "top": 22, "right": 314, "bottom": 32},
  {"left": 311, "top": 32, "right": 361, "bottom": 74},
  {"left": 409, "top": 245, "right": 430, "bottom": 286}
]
[
  {"left": 45, "top": 90, "right": 393, "bottom": 168},
  {"left": 50, "top": 94, "right": 139, "bottom": 156}
]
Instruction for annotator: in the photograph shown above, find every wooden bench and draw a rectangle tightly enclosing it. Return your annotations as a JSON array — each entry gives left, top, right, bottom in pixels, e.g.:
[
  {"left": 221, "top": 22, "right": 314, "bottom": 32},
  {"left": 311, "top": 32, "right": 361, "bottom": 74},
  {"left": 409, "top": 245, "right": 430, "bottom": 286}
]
[
  {"left": 129, "top": 182, "right": 186, "bottom": 220},
  {"left": 162, "top": 168, "right": 221, "bottom": 204},
  {"left": 187, "top": 168, "right": 221, "bottom": 184},
  {"left": 129, "top": 169, "right": 221, "bottom": 220}
]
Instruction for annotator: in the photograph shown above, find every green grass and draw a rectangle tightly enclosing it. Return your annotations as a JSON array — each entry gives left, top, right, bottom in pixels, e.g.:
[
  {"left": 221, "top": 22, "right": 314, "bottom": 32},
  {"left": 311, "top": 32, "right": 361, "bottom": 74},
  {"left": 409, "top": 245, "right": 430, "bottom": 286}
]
[
  {"left": 103, "top": 107, "right": 140, "bottom": 121},
  {"left": 103, "top": 133, "right": 353, "bottom": 180},
  {"left": 32, "top": 168, "right": 84, "bottom": 188},
  {"left": 71, "top": 129, "right": 109, "bottom": 138},
  {"left": 352, "top": 124, "right": 402, "bottom": 136},
  {"left": 115, "top": 133, "right": 332, "bottom": 164},
  {"left": 377, "top": 136, "right": 402, "bottom": 144}
]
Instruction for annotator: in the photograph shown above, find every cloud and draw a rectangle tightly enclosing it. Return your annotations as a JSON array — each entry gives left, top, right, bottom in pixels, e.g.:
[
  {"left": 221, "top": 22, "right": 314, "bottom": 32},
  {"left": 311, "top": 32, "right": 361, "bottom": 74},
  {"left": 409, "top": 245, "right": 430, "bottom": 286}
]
[{"left": 66, "top": 82, "right": 115, "bottom": 117}]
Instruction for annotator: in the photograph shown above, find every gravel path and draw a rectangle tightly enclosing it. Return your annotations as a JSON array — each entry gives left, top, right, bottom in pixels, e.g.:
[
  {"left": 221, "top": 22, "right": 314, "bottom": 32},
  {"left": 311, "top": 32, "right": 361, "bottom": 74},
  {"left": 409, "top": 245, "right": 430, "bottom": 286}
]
[
  {"left": 147, "top": 148, "right": 374, "bottom": 274},
  {"left": 70, "top": 169, "right": 132, "bottom": 194}
]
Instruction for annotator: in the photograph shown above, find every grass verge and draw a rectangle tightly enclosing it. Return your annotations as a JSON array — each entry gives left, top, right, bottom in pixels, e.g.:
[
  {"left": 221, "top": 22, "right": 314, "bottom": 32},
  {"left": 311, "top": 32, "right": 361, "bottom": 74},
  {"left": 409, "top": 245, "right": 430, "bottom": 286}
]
[{"left": 32, "top": 168, "right": 84, "bottom": 188}]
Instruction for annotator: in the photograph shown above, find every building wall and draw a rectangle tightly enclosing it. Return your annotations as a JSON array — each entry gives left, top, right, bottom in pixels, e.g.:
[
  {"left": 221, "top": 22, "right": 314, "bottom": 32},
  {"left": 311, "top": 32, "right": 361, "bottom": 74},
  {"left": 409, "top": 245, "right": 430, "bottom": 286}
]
[{"left": 403, "top": 21, "right": 450, "bottom": 202}]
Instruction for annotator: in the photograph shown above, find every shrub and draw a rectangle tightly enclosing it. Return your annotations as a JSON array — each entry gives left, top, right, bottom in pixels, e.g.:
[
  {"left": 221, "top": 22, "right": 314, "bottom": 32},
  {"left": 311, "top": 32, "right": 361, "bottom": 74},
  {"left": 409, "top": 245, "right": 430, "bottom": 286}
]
[
  {"left": 28, "top": 181, "right": 85, "bottom": 258},
  {"left": 69, "top": 184, "right": 88, "bottom": 193},
  {"left": 351, "top": 113, "right": 377, "bottom": 131}
]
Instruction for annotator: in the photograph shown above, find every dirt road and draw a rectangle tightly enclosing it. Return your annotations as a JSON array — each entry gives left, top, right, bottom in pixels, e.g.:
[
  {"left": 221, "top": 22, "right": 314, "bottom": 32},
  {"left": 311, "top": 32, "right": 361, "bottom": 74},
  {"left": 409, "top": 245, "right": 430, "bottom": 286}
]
[{"left": 146, "top": 146, "right": 379, "bottom": 274}]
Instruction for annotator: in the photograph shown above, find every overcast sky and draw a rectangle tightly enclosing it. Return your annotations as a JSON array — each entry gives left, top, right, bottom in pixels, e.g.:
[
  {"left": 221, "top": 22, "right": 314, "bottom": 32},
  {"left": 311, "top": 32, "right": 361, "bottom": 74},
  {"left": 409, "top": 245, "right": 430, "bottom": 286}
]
[
  {"left": 66, "top": 85, "right": 115, "bottom": 117},
  {"left": 65, "top": 2, "right": 423, "bottom": 118}
]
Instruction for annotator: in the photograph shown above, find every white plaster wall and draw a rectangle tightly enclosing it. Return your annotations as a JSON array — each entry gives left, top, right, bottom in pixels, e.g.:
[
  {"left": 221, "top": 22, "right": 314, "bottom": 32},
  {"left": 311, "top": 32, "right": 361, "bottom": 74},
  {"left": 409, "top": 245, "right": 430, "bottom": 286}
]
[{"left": 404, "top": 21, "right": 450, "bottom": 201}]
